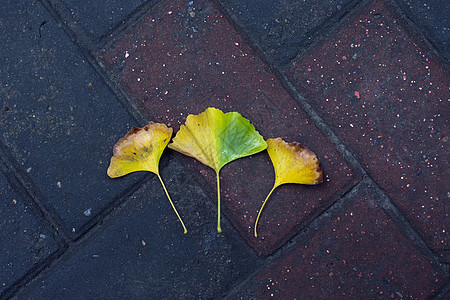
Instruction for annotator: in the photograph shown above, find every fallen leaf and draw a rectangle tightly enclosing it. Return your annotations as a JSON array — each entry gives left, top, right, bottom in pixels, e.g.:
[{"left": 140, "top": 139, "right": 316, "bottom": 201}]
[
  {"left": 107, "top": 122, "right": 187, "bottom": 234},
  {"left": 169, "top": 107, "right": 267, "bottom": 232},
  {"left": 254, "top": 137, "right": 322, "bottom": 237}
]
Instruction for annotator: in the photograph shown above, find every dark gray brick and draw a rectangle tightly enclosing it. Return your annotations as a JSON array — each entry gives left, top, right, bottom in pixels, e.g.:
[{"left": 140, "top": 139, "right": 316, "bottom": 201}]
[
  {"left": 288, "top": 0, "right": 449, "bottom": 259},
  {"left": 396, "top": 0, "right": 449, "bottom": 62},
  {"left": 17, "top": 160, "right": 260, "bottom": 299},
  {"left": 231, "top": 180, "right": 447, "bottom": 298},
  {"left": 99, "top": 0, "right": 357, "bottom": 255},
  {"left": 0, "top": 0, "right": 143, "bottom": 237},
  {"left": 61, "top": 0, "right": 148, "bottom": 39},
  {"left": 0, "top": 168, "right": 58, "bottom": 294},
  {"left": 218, "top": 0, "right": 357, "bottom": 68}
]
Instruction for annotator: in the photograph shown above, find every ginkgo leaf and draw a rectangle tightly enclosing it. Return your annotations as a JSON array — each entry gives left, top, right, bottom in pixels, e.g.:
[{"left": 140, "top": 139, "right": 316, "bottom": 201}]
[
  {"left": 268, "top": 138, "right": 323, "bottom": 187},
  {"left": 107, "top": 122, "right": 187, "bottom": 234},
  {"left": 107, "top": 122, "right": 172, "bottom": 177},
  {"left": 168, "top": 107, "right": 267, "bottom": 232},
  {"left": 254, "top": 138, "right": 323, "bottom": 237}
]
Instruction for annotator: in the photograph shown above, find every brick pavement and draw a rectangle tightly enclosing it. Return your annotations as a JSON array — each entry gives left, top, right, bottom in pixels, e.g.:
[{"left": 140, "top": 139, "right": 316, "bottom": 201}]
[
  {"left": 98, "top": 0, "right": 358, "bottom": 255},
  {"left": 288, "top": 0, "right": 449, "bottom": 262},
  {"left": 1, "top": 0, "right": 448, "bottom": 299},
  {"left": 231, "top": 179, "right": 446, "bottom": 298}
]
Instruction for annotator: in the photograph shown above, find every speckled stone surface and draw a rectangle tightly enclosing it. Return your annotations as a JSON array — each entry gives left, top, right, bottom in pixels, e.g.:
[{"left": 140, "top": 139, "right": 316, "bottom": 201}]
[
  {"left": 0, "top": 0, "right": 143, "bottom": 238},
  {"left": 288, "top": 0, "right": 449, "bottom": 261},
  {"left": 394, "top": 0, "right": 450, "bottom": 62},
  {"left": 0, "top": 165, "right": 59, "bottom": 294},
  {"left": 232, "top": 181, "right": 448, "bottom": 299},
  {"left": 99, "top": 0, "right": 358, "bottom": 255},
  {"left": 60, "top": 0, "right": 148, "bottom": 38},
  {"left": 16, "top": 160, "right": 261, "bottom": 299},
  {"left": 217, "top": 0, "right": 357, "bottom": 68},
  {"left": 2, "top": 0, "right": 449, "bottom": 298}
]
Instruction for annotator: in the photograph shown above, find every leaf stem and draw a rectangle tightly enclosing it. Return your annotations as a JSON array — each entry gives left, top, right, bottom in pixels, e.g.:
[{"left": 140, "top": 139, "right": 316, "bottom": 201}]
[
  {"left": 157, "top": 173, "right": 187, "bottom": 234},
  {"left": 254, "top": 184, "right": 277, "bottom": 238},
  {"left": 216, "top": 171, "right": 222, "bottom": 233}
]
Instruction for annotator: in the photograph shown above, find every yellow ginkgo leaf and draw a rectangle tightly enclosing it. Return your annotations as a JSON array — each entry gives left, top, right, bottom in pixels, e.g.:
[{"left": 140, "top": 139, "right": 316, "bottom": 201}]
[
  {"left": 254, "top": 138, "right": 323, "bottom": 237},
  {"left": 169, "top": 107, "right": 267, "bottom": 232},
  {"left": 107, "top": 122, "right": 187, "bottom": 234},
  {"left": 268, "top": 138, "right": 323, "bottom": 187},
  {"left": 107, "top": 122, "right": 172, "bottom": 177}
]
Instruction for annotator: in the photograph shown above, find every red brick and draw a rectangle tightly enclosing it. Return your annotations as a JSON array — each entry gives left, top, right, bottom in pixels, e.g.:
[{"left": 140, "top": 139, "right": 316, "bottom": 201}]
[
  {"left": 99, "top": 0, "right": 357, "bottom": 255},
  {"left": 232, "top": 184, "right": 448, "bottom": 299},
  {"left": 288, "top": 0, "right": 449, "bottom": 260}
]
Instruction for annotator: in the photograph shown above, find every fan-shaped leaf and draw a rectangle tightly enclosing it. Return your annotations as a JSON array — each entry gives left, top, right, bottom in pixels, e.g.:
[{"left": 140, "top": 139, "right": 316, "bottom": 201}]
[
  {"left": 169, "top": 107, "right": 267, "bottom": 232},
  {"left": 268, "top": 138, "right": 323, "bottom": 187},
  {"left": 107, "top": 122, "right": 187, "bottom": 233},
  {"left": 107, "top": 122, "right": 172, "bottom": 177},
  {"left": 254, "top": 138, "right": 323, "bottom": 237},
  {"left": 168, "top": 107, "right": 267, "bottom": 172}
]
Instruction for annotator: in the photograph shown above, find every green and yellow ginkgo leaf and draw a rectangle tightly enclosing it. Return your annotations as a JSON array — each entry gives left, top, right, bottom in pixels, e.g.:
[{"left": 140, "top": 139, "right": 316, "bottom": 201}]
[
  {"left": 254, "top": 137, "right": 323, "bottom": 237},
  {"left": 107, "top": 122, "right": 187, "bottom": 234},
  {"left": 168, "top": 107, "right": 267, "bottom": 233}
]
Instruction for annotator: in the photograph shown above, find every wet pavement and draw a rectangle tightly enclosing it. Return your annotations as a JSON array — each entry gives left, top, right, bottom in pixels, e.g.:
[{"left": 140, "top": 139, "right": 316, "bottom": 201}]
[{"left": 1, "top": 0, "right": 448, "bottom": 299}]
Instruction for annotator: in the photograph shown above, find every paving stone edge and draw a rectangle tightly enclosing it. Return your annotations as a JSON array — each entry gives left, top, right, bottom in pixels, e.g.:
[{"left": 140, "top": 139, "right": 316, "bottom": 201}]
[
  {"left": 41, "top": 0, "right": 449, "bottom": 269},
  {"left": 388, "top": 0, "right": 450, "bottom": 69},
  {"left": 0, "top": 146, "right": 66, "bottom": 300},
  {"left": 0, "top": 143, "right": 69, "bottom": 244},
  {"left": 223, "top": 177, "right": 450, "bottom": 298},
  {"left": 38, "top": 0, "right": 150, "bottom": 126},
  {"left": 0, "top": 145, "right": 153, "bottom": 300},
  {"left": 4, "top": 0, "right": 447, "bottom": 298},
  {"left": 6, "top": 176, "right": 156, "bottom": 300},
  {"left": 0, "top": 249, "right": 65, "bottom": 300},
  {"left": 213, "top": 0, "right": 367, "bottom": 71}
]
